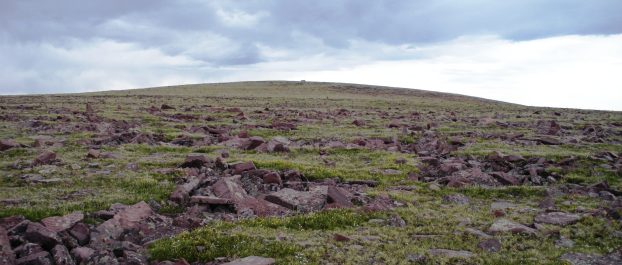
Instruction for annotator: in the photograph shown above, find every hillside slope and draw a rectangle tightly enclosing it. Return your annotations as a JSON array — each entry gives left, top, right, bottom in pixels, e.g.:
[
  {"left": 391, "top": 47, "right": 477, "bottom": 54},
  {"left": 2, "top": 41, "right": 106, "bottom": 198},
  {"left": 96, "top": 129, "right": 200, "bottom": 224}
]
[{"left": 0, "top": 81, "right": 621, "bottom": 264}]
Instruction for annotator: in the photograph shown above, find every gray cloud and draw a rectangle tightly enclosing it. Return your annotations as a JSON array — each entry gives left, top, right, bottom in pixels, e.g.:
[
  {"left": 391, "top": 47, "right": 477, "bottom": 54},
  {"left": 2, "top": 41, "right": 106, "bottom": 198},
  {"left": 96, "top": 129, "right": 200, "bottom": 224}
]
[{"left": 1, "top": 0, "right": 621, "bottom": 101}]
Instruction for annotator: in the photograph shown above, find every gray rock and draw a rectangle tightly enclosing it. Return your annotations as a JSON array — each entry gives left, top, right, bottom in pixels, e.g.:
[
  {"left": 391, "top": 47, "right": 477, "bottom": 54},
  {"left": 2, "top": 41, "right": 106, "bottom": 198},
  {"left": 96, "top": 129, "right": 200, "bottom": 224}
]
[
  {"left": 442, "top": 194, "right": 470, "bottom": 205},
  {"left": 478, "top": 239, "right": 501, "bottom": 252},
  {"left": 264, "top": 187, "right": 327, "bottom": 212},
  {"left": 222, "top": 256, "right": 275, "bottom": 265},
  {"left": 464, "top": 228, "right": 492, "bottom": 239},
  {"left": 560, "top": 249, "right": 622, "bottom": 265},
  {"left": 51, "top": 245, "right": 75, "bottom": 265},
  {"left": 534, "top": 212, "right": 581, "bottom": 226},
  {"left": 488, "top": 219, "right": 537, "bottom": 235}
]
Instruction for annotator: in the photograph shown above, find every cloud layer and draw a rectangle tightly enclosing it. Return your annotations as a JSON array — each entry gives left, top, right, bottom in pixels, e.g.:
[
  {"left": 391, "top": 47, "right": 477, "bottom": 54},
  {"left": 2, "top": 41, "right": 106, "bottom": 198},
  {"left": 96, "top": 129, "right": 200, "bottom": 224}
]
[{"left": 1, "top": 0, "right": 621, "bottom": 110}]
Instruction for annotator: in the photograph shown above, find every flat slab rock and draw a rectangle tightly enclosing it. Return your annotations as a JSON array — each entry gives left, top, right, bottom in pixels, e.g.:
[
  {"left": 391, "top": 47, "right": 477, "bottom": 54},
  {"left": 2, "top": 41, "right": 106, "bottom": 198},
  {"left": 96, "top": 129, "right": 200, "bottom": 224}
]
[
  {"left": 488, "top": 219, "right": 537, "bottom": 235},
  {"left": 427, "top": 248, "right": 475, "bottom": 259},
  {"left": 41, "top": 211, "right": 84, "bottom": 233},
  {"left": 560, "top": 249, "right": 622, "bottom": 265},
  {"left": 534, "top": 212, "right": 582, "bottom": 226},
  {"left": 264, "top": 187, "right": 327, "bottom": 212},
  {"left": 222, "top": 256, "right": 275, "bottom": 265}
]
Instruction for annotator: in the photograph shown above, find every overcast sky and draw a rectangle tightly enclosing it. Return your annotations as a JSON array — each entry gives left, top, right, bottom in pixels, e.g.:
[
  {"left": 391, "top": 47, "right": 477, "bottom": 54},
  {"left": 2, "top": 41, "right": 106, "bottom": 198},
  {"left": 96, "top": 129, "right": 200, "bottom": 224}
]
[{"left": 1, "top": 1, "right": 621, "bottom": 110}]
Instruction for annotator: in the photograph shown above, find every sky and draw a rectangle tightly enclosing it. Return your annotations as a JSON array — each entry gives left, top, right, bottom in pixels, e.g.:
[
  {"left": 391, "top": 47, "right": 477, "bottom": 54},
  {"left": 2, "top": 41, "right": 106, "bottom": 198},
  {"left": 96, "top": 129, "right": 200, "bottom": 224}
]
[{"left": 1, "top": 1, "right": 621, "bottom": 110}]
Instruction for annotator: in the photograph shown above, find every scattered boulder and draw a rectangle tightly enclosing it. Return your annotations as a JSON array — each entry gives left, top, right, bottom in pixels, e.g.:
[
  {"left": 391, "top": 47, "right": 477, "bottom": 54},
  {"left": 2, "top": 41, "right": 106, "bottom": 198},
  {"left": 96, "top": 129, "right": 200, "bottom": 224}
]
[
  {"left": 86, "top": 149, "right": 100, "bottom": 159},
  {"left": 534, "top": 212, "right": 581, "bottom": 226},
  {"left": 478, "top": 238, "right": 502, "bottom": 252},
  {"left": 442, "top": 194, "right": 470, "bottom": 205},
  {"left": 326, "top": 186, "right": 353, "bottom": 208},
  {"left": 488, "top": 219, "right": 537, "bottom": 235},
  {"left": 233, "top": 161, "right": 256, "bottom": 174},
  {"left": 0, "top": 139, "right": 20, "bottom": 151},
  {"left": 32, "top": 151, "right": 57, "bottom": 166}
]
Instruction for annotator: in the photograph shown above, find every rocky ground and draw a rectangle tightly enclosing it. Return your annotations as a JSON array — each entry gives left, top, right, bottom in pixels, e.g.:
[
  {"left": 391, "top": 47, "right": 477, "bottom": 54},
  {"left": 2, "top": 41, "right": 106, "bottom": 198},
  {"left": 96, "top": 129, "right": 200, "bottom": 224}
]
[{"left": 1, "top": 81, "right": 621, "bottom": 264}]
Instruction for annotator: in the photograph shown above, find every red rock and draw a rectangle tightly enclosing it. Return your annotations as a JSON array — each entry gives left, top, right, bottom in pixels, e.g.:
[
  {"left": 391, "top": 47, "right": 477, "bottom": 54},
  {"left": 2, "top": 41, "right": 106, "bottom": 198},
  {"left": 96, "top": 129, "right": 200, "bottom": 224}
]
[
  {"left": 490, "top": 172, "right": 520, "bottom": 186},
  {"left": 333, "top": 233, "right": 351, "bottom": 242},
  {"left": 232, "top": 161, "right": 256, "bottom": 174},
  {"left": 51, "top": 245, "right": 74, "bottom": 265},
  {"left": 352, "top": 120, "right": 365, "bottom": 126},
  {"left": 68, "top": 223, "right": 90, "bottom": 246},
  {"left": 15, "top": 251, "right": 52, "bottom": 265},
  {"left": 41, "top": 212, "right": 84, "bottom": 233},
  {"left": 86, "top": 149, "right": 100, "bottom": 159},
  {"left": 92, "top": 202, "right": 153, "bottom": 245},
  {"left": 212, "top": 178, "right": 288, "bottom": 216},
  {"left": 0, "top": 139, "right": 20, "bottom": 151},
  {"left": 32, "top": 151, "right": 56, "bottom": 166},
  {"left": 189, "top": 196, "right": 233, "bottom": 205},
  {"left": 169, "top": 176, "right": 203, "bottom": 204},
  {"left": 327, "top": 186, "right": 353, "bottom": 207},
  {"left": 70, "top": 247, "right": 94, "bottom": 264},
  {"left": 0, "top": 215, "right": 26, "bottom": 230},
  {"left": 24, "top": 222, "right": 61, "bottom": 249},
  {"left": 180, "top": 154, "right": 210, "bottom": 168},
  {"left": 0, "top": 227, "right": 15, "bottom": 265},
  {"left": 262, "top": 172, "right": 282, "bottom": 185},
  {"left": 160, "top": 104, "right": 176, "bottom": 110},
  {"left": 245, "top": 136, "right": 265, "bottom": 150}
]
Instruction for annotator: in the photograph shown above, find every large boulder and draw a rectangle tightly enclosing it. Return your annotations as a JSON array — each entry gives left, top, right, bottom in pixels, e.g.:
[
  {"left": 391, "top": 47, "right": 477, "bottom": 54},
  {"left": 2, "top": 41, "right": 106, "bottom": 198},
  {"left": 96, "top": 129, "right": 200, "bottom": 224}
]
[
  {"left": 91, "top": 202, "right": 153, "bottom": 248},
  {"left": 24, "top": 222, "right": 61, "bottom": 249},
  {"left": 41, "top": 212, "right": 84, "bottom": 233}
]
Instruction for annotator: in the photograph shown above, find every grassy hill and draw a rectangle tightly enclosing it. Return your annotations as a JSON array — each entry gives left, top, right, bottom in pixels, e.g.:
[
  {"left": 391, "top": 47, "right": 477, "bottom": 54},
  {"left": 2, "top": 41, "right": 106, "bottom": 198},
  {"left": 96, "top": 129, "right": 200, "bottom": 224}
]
[{"left": 1, "top": 81, "right": 621, "bottom": 264}]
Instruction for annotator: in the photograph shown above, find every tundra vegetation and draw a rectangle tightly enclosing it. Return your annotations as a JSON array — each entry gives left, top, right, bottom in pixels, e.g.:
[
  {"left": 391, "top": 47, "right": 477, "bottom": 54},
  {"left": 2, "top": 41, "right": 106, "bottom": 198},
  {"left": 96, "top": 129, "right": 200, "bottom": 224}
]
[{"left": 0, "top": 81, "right": 621, "bottom": 264}]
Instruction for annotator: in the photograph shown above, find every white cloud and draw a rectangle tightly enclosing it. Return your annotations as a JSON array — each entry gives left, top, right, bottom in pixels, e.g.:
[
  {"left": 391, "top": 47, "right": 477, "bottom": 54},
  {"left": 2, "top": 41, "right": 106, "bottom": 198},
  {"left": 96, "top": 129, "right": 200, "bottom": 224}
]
[{"left": 1, "top": 34, "right": 620, "bottom": 111}]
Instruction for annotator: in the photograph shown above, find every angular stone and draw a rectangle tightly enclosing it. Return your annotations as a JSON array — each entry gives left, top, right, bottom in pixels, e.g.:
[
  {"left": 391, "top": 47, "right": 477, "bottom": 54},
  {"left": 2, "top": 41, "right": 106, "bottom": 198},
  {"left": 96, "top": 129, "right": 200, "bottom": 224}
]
[
  {"left": 464, "top": 228, "right": 492, "bottom": 239},
  {"left": 264, "top": 187, "right": 327, "bottom": 212},
  {"left": 180, "top": 154, "right": 210, "bottom": 168},
  {"left": 169, "top": 176, "right": 203, "bottom": 204},
  {"left": 232, "top": 161, "right": 256, "bottom": 174},
  {"left": 333, "top": 233, "right": 350, "bottom": 242},
  {"left": 32, "top": 151, "right": 56, "bottom": 166},
  {"left": 86, "top": 149, "right": 100, "bottom": 159},
  {"left": 68, "top": 223, "right": 90, "bottom": 246},
  {"left": 0, "top": 139, "right": 20, "bottom": 151},
  {"left": 70, "top": 247, "right": 94, "bottom": 264},
  {"left": 262, "top": 172, "right": 282, "bottom": 185},
  {"left": 41, "top": 212, "right": 84, "bottom": 233},
  {"left": 0, "top": 215, "right": 26, "bottom": 230},
  {"left": 327, "top": 186, "right": 353, "bottom": 207},
  {"left": 14, "top": 243, "right": 44, "bottom": 258},
  {"left": 51, "top": 245, "right": 75, "bottom": 265},
  {"left": 490, "top": 172, "right": 520, "bottom": 186},
  {"left": 442, "top": 194, "right": 470, "bottom": 205},
  {"left": 15, "top": 251, "right": 52, "bottom": 265},
  {"left": 24, "top": 222, "right": 61, "bottom": 249},
  {"left": 534, "top": 212, "right": 582, "bottom": 226},
  {"left": 488, "top": 219, "right": 537, "bottom": 235},
  {"left": 222, "top": 256, "right": 275, "bottom": 265},
  {"left": 0, "top": 227, "right": 15, "bottom": 265},
  {"left": 91, "top": 202, "right": 153, "bottom": 247}
]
